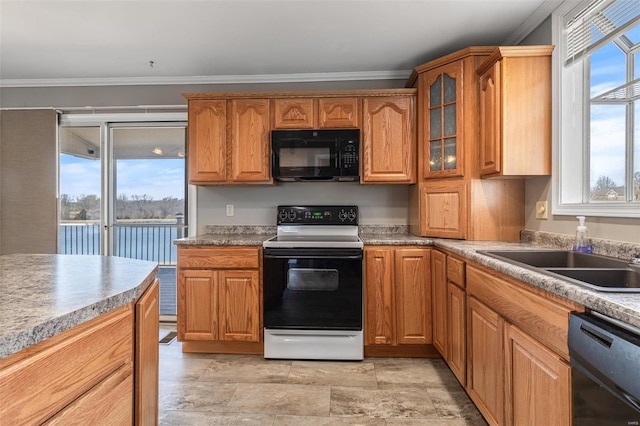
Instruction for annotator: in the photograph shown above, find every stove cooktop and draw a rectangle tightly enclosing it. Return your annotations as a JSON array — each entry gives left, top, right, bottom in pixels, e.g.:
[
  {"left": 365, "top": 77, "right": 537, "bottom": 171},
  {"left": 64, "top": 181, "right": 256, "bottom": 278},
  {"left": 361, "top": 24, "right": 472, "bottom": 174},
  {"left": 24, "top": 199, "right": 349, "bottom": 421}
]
[{"left": 262, "top": 234, "right": 363, "bottom": 249}]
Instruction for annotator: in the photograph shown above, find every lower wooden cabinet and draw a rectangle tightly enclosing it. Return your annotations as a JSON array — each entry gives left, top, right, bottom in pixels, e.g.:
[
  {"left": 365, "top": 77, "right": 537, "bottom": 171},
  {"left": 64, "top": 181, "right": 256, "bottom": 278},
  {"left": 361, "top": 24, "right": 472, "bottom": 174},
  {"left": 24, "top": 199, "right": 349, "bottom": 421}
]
[
  {"left": 0, "top": 304, "right": 138, "bottom": 425},
  {"left": 431, "top": 250, "right": 448, "bottom": 355},
  {"left": 364, "top": 246, "right": 433, "bottom": 356},
  {"left": 136, "top": 279, "right": 160, "bottom": 426},
  {"left": 177, "top": 246, "right": 262, "bottom": 352},
  {"left": 431, "top": 250, "right": 466, "bottom": 385},
  {"left": 465, "top": 263, "right": 583, "bottom": 426},
  {"left": 505, "top": 323, "right": 571, "bottom": 426},
  {"left": 446, "top": 281, "right": 466, "bottom": 385},
  {"left": 467, "top": 296, "right": 504, "bottom": 426}
]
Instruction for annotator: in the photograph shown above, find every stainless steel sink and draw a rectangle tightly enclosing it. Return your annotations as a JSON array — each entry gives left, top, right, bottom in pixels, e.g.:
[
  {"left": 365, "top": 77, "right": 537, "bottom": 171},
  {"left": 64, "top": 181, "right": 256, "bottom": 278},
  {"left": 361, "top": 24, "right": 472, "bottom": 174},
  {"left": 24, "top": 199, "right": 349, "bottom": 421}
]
[
  {"left": 479, "top": 250, "right": 639, "bottom": 293},
  {"left": 545, "top": 268, "right": 640, "bottom": 292}
]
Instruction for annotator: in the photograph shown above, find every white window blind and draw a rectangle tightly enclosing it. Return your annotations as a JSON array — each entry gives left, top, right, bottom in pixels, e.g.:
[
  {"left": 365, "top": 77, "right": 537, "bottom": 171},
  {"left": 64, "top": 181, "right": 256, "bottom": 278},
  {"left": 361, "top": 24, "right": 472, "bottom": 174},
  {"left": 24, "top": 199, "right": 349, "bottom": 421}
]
[{"left": 565, "top": 0, "right": 640, "bottom": 65}]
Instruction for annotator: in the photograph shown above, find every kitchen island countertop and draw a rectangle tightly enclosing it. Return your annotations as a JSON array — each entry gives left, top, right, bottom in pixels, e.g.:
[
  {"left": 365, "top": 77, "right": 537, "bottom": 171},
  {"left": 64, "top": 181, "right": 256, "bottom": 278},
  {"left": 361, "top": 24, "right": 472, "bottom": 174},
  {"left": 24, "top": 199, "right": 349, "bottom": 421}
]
[{"left": 0, "top": 254, "right": 157, "bottom": 359}]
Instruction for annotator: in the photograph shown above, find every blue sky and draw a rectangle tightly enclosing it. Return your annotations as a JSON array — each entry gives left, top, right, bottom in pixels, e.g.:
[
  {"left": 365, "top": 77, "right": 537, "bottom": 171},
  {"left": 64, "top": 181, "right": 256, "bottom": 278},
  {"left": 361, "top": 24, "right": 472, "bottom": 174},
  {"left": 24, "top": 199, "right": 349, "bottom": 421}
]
[
  {"left": 60, "top": 154, "right": 185, "bottom": 200},
  {"left": 588, "top": 23, "right": 640, "bottom": 189}
]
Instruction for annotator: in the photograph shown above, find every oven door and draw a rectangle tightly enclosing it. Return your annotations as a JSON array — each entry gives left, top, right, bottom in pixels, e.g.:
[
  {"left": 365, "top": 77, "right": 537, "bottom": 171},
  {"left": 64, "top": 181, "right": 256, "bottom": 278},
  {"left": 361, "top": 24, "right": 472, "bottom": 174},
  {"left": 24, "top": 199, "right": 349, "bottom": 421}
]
[
  {"left": 272, "top": 135, "right": 339, "bottom": 181},
  {"left": 263, "top": 248, "right": 363, "bottom": 330}
]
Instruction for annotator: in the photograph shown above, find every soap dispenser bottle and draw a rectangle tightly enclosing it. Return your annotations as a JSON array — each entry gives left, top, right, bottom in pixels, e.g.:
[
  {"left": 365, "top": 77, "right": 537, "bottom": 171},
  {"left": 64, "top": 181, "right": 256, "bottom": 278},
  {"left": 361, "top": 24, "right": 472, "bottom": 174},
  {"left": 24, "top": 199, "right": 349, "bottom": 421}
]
[{"left": 572, "top": 216, "right": 592, "bottom": 253}]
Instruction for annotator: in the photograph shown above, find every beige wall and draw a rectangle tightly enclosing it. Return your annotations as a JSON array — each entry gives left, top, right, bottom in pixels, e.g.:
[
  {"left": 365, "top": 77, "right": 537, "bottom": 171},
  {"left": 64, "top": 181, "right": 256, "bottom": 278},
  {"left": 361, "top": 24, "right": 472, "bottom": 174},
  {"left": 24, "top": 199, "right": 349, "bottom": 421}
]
[
  {"left": 195, "top": 183, "right": 409, "bottom": 233},
  {"left": 0, "top": 109, "right": 58, "bottom": 254}
]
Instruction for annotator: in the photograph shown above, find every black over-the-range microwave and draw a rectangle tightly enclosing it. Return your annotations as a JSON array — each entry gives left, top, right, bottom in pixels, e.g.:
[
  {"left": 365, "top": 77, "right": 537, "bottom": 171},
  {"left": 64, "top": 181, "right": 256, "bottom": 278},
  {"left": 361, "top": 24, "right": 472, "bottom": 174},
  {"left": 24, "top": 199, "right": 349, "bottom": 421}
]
[{"left": 271, "top": 129, "right": 360, "bottom": 182}]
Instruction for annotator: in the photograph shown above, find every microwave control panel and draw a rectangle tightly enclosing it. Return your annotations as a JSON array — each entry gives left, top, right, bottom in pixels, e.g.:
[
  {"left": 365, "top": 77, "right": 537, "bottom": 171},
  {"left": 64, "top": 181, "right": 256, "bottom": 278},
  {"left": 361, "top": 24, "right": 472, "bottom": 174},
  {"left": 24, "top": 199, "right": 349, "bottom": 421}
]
[{"left": 341, "top": 141, "right": 359, "bottom": 172}]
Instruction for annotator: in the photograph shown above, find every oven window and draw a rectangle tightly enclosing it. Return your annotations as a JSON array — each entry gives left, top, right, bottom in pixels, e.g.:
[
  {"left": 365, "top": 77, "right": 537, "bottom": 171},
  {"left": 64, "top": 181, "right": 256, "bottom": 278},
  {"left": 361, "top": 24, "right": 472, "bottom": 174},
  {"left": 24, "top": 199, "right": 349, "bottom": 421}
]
[
  {"left": 288, "top": 268, "right": 339, "bottom": 291},
  {"left": 279, "top": 147, "right": 331, "bottom": 167},
  {"left": 263, "top": 254, "right": 362, "bottom": 330}
]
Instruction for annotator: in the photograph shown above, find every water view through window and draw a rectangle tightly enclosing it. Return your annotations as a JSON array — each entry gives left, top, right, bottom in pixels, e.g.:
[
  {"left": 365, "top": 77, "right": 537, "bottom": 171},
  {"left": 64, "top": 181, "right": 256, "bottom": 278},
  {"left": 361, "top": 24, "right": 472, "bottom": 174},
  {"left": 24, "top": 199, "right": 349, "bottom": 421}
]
[{"left": 59, "top": 124, "right": 187, "bottom": 317}]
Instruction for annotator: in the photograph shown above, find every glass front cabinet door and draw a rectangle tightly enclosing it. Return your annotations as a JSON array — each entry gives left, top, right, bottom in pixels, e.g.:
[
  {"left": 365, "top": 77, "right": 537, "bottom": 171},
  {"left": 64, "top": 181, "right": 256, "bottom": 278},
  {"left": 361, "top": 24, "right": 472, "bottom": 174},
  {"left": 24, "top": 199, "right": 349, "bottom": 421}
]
[{"left": 420, "top": 61, "right": 464, "bottom": 178}]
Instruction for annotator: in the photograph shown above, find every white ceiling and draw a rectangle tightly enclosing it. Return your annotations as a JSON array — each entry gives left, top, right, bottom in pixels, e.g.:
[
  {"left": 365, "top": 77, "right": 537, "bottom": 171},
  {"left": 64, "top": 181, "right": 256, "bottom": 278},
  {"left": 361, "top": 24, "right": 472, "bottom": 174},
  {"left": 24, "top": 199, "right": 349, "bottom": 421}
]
[{"left": 0, "top": 0, "right": 562, "bottom": 88}]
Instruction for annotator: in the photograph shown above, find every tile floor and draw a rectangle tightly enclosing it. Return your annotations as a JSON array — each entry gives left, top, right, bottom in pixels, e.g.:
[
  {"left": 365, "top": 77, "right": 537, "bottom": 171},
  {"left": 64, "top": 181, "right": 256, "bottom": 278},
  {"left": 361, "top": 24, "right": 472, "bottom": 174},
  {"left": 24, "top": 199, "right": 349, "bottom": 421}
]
[{"left": 158, "top": 325, "right": 487, "bottom": 425}]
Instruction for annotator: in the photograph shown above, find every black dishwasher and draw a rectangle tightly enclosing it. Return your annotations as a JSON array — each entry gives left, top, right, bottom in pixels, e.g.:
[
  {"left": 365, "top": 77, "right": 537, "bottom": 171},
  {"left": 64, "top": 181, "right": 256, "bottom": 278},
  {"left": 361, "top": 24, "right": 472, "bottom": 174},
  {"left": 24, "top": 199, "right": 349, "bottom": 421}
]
[{"left": 569, "top": 312, "right": 640, "bottom": 425}]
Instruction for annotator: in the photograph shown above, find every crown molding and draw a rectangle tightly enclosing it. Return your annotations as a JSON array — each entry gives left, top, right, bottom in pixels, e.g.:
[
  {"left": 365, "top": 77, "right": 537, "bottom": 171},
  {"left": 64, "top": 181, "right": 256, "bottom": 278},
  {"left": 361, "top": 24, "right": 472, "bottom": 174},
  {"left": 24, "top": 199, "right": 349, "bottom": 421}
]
[
  {"left": 0, "top": 70, "right": 412, "bottom": 88},
  {"left": 502, "top": 0, "right": 565, "bottom": 45}
]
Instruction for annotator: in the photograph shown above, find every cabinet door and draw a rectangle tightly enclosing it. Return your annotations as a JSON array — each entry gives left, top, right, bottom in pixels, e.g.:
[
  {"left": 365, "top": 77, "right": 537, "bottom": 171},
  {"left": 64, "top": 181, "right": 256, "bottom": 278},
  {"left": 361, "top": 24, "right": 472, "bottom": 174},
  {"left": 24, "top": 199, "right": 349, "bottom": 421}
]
[
  {"left": 467, "top": 296, "right": 503, "bottom": 426},
  {"left": 177, "top": 269, "right": 218, "bottom": 341},
  {"left": 135, "top": 279, "right": 159, "bottom": 426},
  {"left": 229, "top": 99, "right": 271, "bottom": 182},
  {"left": 431, "top": 250, "right": 447, "bottom": 355},
  {"left": 218, "top": 270, "right": 260, "bottom": 342},
  {"left": 419, "top": 180, "right": 468, "bottom": 239},
  {"left": 318, "top": 97, "right": 359, "bottom": 128},
  {"left": 188, "top": 100, "right": 227, "bottom": 183},
  {"left": 361, "top": 96, "right": 416, "bottom": 183},
  {"left": 479, "top": 61, "right": 502, "bottom": 176},
  {"left": 364, "top": 247, "right": 395, "bottom": 345},
  {"left": 421, "top": 61, "right": 464, "bottom": 179},
  {"left": 447, "top": 282, "right": 466, "bottom": 386},
  {"left": 395, "top": 248, "right": 431, "bottom": 344},
  {"left": 504, "top": 324, "right": 570, "bottom": 426},
  {"left": 273, "top": 98, "right": 315, "bottom": 129}
]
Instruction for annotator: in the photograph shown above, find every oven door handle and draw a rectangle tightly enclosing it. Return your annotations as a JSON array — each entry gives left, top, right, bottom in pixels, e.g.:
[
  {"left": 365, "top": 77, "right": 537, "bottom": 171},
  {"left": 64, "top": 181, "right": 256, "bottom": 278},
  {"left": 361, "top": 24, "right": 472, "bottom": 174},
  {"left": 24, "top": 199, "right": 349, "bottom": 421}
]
[{"left": 264, "top": 254, "right": 362, "bottom": 260}]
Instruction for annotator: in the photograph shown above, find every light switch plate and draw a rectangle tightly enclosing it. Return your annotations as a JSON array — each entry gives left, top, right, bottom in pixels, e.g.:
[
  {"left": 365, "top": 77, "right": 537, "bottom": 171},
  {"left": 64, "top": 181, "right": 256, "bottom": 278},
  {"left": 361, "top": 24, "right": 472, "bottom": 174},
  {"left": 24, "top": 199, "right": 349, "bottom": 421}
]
[
  {"left": 535, "top": 201, "right": 548, "bottom": 219},
  {"left": 226, "top": 204, "right": 234, "bottom": 216}
]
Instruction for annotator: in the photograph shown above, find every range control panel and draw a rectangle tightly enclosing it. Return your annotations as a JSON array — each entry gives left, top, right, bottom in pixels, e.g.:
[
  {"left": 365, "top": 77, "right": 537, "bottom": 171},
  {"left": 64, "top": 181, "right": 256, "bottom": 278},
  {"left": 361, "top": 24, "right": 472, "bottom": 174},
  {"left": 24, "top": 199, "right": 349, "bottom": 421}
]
[{"left": 276, "top": 205, "right": 359, "bottom": 225}]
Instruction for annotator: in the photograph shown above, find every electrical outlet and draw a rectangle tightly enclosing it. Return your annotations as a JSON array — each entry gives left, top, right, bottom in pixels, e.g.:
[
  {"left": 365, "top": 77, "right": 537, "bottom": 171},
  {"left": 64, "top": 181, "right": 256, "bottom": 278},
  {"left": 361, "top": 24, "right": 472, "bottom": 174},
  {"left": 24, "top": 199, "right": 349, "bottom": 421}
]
[
  {"left": 535, "top": 201, "right": 548, "bottom": 219},
  {"left": 226, "top": 204, "right": 234, "bottom": 217}
]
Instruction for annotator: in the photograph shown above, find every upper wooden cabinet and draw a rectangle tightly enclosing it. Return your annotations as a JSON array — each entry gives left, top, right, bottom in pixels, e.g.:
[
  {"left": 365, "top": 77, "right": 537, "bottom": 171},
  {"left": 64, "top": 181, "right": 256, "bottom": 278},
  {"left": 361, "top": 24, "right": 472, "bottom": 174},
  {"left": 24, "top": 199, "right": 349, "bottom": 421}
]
[
  {"left": 476, "top": 46, "right": 553, "bottom": 177},
  {"left": 420, "top": 61, "right": 464, "bottom": 178},
  {"left": 184, "top": 90, "right": 415, "bottom": 185},
  {"left": 229, "top": 99, "right": 271, "bottom": 182},
  {"left": 407, "top": 47, "right": 532, "bottom": 241},
  {"left": 272, "top": 97, "right": 359, "bottom": 129},
  {"left": 273, "top": 98, "right": 315, "bottom": 129},
  {"left": 186, "top": 98, "right": 271, "bottom": 185},
  {"left": 318, "top": 97, "right": 359, "bottom": 128},
  {"left": 361, "top": 96, "right": 416, "bottom": 183},
  {"left": 188, "top": 100, "right": 227, "bottom": 183}
]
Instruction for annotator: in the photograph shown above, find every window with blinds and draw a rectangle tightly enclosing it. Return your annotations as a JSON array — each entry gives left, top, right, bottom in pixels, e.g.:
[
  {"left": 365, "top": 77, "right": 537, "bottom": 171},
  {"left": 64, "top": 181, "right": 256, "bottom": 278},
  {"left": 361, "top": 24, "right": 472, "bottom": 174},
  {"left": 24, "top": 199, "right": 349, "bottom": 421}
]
[{"left": 554, "top": 0, "right": 640, "bottom": 216}]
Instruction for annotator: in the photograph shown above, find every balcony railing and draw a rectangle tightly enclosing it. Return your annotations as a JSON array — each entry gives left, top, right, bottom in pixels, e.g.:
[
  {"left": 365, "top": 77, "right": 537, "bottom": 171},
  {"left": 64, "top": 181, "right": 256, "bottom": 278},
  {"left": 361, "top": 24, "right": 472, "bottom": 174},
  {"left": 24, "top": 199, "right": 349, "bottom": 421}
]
[{"left": 59, "top": 221, "right": 187, "bottom": 266}]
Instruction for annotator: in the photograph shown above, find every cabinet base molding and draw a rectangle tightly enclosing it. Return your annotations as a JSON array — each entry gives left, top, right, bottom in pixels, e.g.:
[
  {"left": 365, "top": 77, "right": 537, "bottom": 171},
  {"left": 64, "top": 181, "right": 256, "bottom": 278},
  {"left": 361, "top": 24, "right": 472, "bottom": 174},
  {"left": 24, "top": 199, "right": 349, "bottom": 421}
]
[
  {"left": 182, "top": 341, "right": 263, "bottom": 355},
  {"left": 364, "top": 344, "right": 440, "bottom": 358}
]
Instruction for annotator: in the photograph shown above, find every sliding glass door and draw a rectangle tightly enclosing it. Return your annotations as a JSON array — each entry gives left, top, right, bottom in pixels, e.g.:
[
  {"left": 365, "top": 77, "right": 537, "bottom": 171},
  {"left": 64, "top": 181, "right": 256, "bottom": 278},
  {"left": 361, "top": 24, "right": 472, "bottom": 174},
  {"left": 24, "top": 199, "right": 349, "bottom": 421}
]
[{"left": 58, "top": 118, "right": 187, "bottom": 318}]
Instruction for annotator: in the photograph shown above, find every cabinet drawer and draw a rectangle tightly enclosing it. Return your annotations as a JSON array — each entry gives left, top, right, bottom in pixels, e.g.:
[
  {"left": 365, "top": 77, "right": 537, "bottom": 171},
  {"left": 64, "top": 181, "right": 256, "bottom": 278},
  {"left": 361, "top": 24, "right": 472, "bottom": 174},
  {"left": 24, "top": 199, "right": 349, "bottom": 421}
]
[
  {"left": 45, "top": 364, "right": 134, "bottom": 425},
  {"left": 178, "top": 246, "right": 261, "bottom": 269},
  {"left": 466, "top": 265, "right": 579, "bottom": 360},
  {"left": 0, "top": 305, "right": 134, "bottom": 424},
  {"left": 446, "top": 256, "right": 465, "bottom": 288}
]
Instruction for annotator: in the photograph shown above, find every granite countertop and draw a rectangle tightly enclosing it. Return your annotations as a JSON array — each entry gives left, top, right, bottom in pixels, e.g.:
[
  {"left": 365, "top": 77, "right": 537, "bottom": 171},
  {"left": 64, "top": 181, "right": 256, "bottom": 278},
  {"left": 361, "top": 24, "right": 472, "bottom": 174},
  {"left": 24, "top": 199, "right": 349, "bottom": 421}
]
[
  {"left": 0, "top": 254, "right": 158, "bottom": 359},
  {"left": 360, "top": 233, "right": 434, "bottom": 245},
  {"left": 434, "top": 240, "right": 640, "bottom": 330},
  {"left": 174, "top": 233, "right": 272, "bottom": 246},
  {"left": 174, "top": 225, "right": 640, "bottom": 329}
]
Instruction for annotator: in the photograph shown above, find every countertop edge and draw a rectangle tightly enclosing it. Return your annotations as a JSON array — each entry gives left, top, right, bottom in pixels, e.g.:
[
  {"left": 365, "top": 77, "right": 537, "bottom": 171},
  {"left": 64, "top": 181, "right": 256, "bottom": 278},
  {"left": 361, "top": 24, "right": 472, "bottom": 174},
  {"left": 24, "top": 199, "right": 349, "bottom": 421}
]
[{"left": 0, "top": 260, "right": 158, "bottom": 359}]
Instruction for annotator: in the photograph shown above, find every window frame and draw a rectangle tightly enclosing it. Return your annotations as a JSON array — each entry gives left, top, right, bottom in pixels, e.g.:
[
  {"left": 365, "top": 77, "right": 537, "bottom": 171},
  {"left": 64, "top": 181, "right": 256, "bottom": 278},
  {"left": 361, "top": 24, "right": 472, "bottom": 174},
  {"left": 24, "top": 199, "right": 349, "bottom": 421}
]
[{"left": 552, "top": 0, "right": 640, "bottom": 218}]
